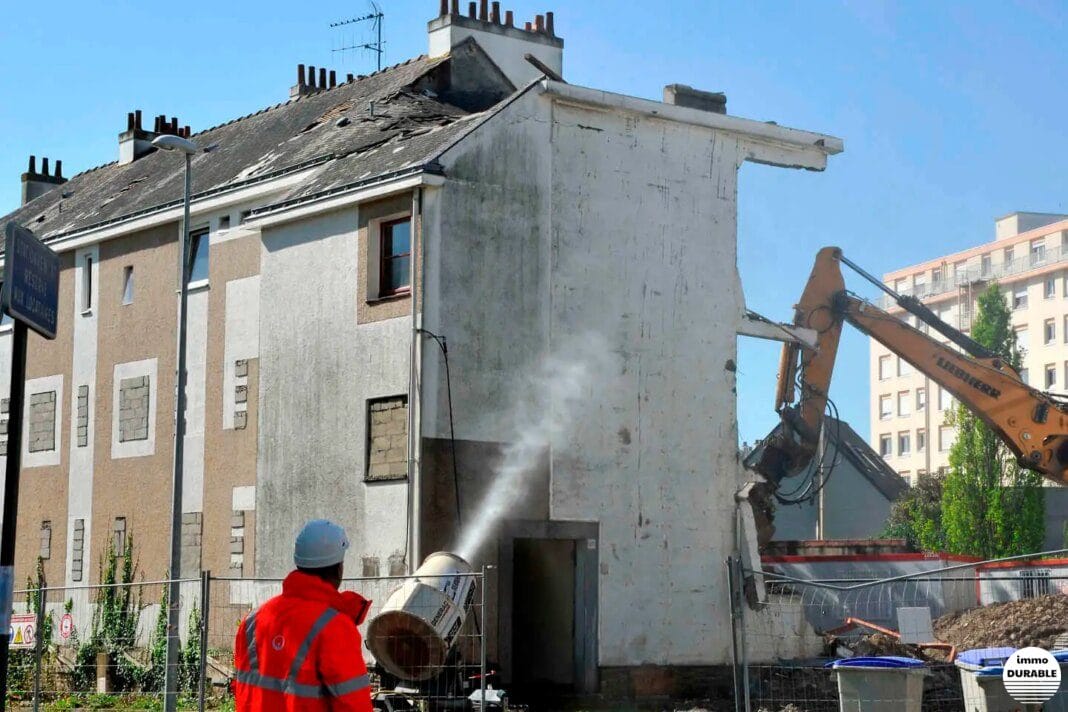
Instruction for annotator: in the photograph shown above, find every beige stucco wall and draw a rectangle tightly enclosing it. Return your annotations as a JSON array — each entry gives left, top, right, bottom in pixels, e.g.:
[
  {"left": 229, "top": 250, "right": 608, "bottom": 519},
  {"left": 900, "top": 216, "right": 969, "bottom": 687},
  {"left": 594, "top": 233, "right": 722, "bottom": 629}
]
[
  {"left": 92, "top": 223, "right": 179, "bottom": 582},
  {"left": 17, "top": 251, "right": 75, "bottom": 590},
  {"left": 202, "top": 234, "right": 261, "bottom": 576}
]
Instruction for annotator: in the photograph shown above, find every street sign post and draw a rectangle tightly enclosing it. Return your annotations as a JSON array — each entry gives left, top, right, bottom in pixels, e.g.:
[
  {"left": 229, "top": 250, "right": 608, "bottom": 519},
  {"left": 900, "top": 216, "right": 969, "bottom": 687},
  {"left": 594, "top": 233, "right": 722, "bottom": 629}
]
[
  {"left": 0, "top": 223, "right": 59, "bottom": 709},
  {"left": 2, "top": 223, "right": 58, "bottom": 340}
]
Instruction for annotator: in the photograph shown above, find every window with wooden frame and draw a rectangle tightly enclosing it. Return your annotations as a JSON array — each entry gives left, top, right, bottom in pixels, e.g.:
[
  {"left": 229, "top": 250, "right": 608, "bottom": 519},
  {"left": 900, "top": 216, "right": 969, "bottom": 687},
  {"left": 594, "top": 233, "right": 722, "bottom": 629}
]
[{"left": 378, "top": 217, "right": 411, "bottom": 297}]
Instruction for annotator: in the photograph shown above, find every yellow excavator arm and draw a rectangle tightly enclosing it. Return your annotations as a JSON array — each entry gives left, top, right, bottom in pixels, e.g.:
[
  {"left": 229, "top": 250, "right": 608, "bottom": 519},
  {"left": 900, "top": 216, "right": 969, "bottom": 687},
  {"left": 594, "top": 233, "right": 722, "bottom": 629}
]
[{"left": 753, "top": 246, "right": 1068, "bottom": 487}]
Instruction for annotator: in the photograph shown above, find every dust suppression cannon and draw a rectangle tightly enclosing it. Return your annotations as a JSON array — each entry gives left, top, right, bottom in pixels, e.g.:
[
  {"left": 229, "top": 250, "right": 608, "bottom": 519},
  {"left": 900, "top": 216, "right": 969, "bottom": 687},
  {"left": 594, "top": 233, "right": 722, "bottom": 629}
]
[{"left": 366, "top": 552, "right": 477, "bottom": 681}]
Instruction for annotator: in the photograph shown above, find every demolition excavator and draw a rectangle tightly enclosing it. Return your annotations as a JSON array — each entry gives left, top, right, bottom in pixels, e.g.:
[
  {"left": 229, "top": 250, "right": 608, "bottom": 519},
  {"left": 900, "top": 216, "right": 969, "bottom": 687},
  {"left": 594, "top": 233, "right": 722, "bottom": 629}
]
[{"left": 752, "top": 246, "right": 1068, "bottom": 507}]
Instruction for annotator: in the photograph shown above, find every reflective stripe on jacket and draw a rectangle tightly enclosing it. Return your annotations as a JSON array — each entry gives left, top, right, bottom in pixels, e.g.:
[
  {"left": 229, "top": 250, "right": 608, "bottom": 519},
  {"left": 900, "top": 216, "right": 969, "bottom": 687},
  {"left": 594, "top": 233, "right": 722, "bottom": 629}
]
[{"left": 234, "top": 571, "right": 373, "bottom": 711}]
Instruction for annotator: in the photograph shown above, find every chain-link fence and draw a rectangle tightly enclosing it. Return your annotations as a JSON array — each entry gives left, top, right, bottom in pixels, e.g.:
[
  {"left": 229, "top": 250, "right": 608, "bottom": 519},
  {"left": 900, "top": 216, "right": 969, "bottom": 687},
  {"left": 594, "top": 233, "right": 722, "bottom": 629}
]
[
  {"left": 728, "top": 554, "right": 1068, "bottom": 712},
  {"left": 10, "top": 570, "right": 486, "bottom": 710}
]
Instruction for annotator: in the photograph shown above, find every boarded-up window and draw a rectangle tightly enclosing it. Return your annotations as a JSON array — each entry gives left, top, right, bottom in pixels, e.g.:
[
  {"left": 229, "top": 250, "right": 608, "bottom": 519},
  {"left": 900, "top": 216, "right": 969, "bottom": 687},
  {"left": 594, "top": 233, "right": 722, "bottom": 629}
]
[
  {"left": 39, "top": 521, "right": 51, "bottom": 560},
  {"left": 76, "top": 385, "right": 89, "bottom": 447},
  {"left": 113, "top": 517, "right": 127, "bottom": 555},
  {"left": 119, "top": 376, "right": 150, "bottom": 442},
  {"left": 366, "top": 396, "right": 408, "bottom": 481},
  {"left": 29, "top": 391, "right": 57, "bottom": 452},
  {"left": 72, "top": 519, "right": 85, "bottom": 581}
]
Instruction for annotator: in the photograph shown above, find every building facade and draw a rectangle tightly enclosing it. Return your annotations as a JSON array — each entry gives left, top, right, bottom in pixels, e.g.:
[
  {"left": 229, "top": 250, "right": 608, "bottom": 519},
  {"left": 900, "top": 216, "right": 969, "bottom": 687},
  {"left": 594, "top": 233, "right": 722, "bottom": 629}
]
[
  {"left": 2, "top": 4, "right": 841, "bottom": 693},
  {"left": 871, "top": 211, "right": 1068, "bottom": 483}
]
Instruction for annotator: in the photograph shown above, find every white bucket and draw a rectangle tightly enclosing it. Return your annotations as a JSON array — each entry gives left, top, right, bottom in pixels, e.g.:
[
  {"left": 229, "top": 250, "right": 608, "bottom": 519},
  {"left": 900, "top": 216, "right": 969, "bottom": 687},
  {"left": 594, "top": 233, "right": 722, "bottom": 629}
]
[{"left": 365, "top": 552, "right": 476, "bottom": 681}]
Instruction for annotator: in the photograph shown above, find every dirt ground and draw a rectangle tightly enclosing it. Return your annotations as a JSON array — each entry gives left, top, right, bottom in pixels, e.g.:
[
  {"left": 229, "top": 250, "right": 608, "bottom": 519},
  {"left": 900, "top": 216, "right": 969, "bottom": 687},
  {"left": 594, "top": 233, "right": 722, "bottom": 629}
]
[{"left": 933, "top": 594, "right": 1068, "bottom": 651}]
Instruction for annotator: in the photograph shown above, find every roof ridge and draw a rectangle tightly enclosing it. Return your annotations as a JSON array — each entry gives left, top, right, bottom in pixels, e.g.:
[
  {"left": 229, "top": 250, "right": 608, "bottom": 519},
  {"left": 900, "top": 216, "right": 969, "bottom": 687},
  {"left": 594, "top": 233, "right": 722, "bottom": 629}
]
[
  {"left": 70, "top": 160, "right": 118, "bottom": 180},
  {"left": 191, "top": 54, "right": 435, "bottom": 138}
]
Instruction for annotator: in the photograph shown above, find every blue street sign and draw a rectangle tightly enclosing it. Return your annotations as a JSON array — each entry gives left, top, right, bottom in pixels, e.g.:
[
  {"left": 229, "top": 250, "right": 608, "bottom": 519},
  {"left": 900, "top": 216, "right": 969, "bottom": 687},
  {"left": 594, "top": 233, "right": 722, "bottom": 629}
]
[{"left": 2, "top": 223, "right": 59, "bottom": 340}]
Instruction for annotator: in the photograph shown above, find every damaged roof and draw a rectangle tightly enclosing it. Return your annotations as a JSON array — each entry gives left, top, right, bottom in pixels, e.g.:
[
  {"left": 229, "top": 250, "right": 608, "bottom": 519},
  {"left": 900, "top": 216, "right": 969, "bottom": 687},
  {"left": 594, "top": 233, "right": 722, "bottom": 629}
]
[
  {"left": 744, "top": 417, "right": 908, "bottom": 502},
  {"left": 1, "top": 54, "right": 486, "bottom": 242}
]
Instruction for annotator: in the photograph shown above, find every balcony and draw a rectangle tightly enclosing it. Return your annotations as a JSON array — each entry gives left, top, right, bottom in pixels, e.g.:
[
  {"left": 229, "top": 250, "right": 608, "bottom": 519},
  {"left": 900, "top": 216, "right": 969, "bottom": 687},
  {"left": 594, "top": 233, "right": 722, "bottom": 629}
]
[{"left": 879, "top": 242, "right": 1068, "bottom": 309}]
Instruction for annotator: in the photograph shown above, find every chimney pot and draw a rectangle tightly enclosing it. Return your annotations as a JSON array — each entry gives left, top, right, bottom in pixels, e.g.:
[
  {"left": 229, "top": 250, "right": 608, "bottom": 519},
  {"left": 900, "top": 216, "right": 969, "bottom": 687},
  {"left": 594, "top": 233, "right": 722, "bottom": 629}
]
[
  {"left": 450, "top": 0, "right": 459, "bottom": 14},
  {"left": 535, "top": 14, "right": 544, "bottom": 32},
  {"left": 127, "top": 112, "right": 136, "bottom": 131},
  {"left": 505, "top": 9, "right": 513, "bottom": 26},
  {"left": 546, "top": 11, "right": 554, "bottom": 35},
  {"left": 298, "top": 63, "right": 306, "bottom": 85},
  {"left": 183, "top": 126, "right": 191, "bottom": 138},
  {"left": 347, "top": 73, "right": 355, "bottom": 83},
  {"left": 41, "top": 157, "right": 49, "bottom": 175},
  {"left": 54, "top": 160, "right": 62, "bottom": 179},
  {"left": 309, "top": 66, "right": 317, "bottom": 88},
  {"left": 439, "top": 0, "right": 448, "bottom": 15},
  {"left": 135, "top": 109, "right": 143, "bottom": 130},
  {"left": 318, "top": 67, "right": 327, "bottom": 88},
  {"left": 468, "top": 2, "right": 476, "bottom": 18},
  {"left": 28, "top": 155, "right": 36, "bottom": 173},
  {"left": 171, "top": 117, "right": 179, "bottom": 134},
  {"left": 490, "top": 1, "right": 500, "bottom": 22},
  {"left": 524, "top": 20, "right": 532, "bottom": 30},
  {"left": 154, "top": 116, "right": 162, "bottom": 133},
  {"left": 479, "top": 0, "right": 488, "bottom": 20},
  {"left": 329, "top": 70, "right": 337, "bottom": 87}
]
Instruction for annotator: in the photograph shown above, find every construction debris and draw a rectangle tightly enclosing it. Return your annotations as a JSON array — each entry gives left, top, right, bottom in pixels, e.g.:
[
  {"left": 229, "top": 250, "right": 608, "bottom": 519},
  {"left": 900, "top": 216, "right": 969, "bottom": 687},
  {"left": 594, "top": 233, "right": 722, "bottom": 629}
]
[{"left": 933, "top": 594, "right": 1068, "bottom": 651}]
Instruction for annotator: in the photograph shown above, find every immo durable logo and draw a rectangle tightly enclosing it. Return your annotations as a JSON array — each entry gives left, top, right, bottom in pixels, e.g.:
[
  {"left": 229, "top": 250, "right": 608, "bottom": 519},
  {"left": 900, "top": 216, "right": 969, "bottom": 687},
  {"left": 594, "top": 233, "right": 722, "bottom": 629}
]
[{"left": 1002, "top": 647, "right": 1062, "bottom": 705}]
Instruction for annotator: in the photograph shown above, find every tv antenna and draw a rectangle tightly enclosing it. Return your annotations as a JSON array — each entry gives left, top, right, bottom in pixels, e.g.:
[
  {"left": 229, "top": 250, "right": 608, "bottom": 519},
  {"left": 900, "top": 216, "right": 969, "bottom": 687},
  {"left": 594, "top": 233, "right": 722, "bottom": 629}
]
[{"left": 330, "top": 1, "right": 385, "bottom": 72}]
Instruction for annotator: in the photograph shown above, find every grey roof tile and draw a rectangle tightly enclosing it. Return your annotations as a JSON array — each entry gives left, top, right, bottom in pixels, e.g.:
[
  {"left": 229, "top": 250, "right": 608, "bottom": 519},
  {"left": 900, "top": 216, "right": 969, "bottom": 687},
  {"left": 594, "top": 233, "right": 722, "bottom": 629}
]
[{"left": 2, "top": 54, "right": 480, "bottom": 242}]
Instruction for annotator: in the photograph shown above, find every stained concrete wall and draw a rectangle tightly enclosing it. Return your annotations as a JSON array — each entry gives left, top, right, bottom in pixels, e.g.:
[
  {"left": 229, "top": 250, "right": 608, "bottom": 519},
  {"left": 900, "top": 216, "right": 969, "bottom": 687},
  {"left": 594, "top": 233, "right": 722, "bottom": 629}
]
[
  {"left": 422, "top": 87, "right": 756, "bottom": 668},
  {"left": 257, "top": 207, "right": 410, "bottom": 577}
]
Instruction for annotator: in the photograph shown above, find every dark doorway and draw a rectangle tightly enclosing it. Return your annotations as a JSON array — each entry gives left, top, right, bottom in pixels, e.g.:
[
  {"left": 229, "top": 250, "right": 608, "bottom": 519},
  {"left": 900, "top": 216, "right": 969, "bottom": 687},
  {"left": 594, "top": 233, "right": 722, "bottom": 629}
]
[
  {"left": 512, "top": 538, "right": 577, "bottom": 694},
  {"left": 498, "top": 520, "right": 598, "bottom": 697}
]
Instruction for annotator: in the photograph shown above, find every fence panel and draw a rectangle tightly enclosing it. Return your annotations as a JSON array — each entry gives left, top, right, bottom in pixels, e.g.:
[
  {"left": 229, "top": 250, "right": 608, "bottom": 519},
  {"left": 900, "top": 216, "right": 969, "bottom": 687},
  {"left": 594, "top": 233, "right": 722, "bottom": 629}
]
[
  {"left": 8, "top": 578, "right": 202, "bottom": 709},
  {"left": 735, "top": 559, "right": 1068, "bottom": 712}
]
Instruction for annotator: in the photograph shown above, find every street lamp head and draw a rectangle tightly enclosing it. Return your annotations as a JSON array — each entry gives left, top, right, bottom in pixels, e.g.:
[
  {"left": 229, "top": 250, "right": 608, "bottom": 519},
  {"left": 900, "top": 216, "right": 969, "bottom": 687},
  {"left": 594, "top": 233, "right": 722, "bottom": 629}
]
[{"left": 152, "top": 134, "right": 200, "bottom": 155}]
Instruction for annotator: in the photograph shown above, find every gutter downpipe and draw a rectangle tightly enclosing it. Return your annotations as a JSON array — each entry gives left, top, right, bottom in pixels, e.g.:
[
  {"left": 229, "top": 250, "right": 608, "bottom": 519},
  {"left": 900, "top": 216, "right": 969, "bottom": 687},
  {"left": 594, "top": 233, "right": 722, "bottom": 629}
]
[{"left": 407, "top": 187, "right": 423, "bottom": 571}]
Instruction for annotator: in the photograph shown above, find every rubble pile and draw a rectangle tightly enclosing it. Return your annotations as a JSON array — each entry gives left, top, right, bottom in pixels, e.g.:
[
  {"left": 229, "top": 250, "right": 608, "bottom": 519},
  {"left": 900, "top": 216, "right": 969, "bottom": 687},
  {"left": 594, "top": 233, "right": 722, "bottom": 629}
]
[
  {"left": 933, "top": 594, "right": 1068, "bottom": 651},
  {"left": 825, "top": 632, "right": 924, "bottom": 660}
]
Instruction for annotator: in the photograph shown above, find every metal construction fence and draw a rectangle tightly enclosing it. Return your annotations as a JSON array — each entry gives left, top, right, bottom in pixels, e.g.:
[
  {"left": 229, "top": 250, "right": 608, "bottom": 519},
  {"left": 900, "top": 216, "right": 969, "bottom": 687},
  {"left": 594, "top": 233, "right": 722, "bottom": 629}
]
[
  {"left": 727, "top": 553, "right": 1068, "bottom": 712},
  {"left": 7, "top": 570, "right": 486, "bottom": 710}
]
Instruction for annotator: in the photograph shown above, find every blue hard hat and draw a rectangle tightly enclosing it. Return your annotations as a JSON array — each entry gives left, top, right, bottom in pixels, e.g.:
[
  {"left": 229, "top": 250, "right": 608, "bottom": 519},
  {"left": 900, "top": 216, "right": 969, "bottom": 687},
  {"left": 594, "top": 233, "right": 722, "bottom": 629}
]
[{"left": 294, "top": 519, "right": 350, "bottom": 568}]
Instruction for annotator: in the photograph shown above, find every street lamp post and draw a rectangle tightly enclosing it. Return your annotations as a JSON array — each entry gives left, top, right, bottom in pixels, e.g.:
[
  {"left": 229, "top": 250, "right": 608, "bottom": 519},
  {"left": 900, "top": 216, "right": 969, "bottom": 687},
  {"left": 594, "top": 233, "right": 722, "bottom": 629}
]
[{"left": 152, "top": 134, "right": 212, "bottom": 712}]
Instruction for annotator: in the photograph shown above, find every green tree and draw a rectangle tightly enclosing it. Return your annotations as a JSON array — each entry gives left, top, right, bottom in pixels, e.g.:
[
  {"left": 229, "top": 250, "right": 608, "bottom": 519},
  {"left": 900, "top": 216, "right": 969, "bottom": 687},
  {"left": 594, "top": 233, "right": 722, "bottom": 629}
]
[
  {"left": 883, "top": 471, "right": 945, "bottom": 550},
  {"left": 941, "top": 282, "right": 1045, "bottom": 558}
]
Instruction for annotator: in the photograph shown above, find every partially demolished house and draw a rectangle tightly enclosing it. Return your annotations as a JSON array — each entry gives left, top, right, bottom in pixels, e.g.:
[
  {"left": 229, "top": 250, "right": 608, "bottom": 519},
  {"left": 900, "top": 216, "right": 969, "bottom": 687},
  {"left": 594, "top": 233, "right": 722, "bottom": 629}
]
[
  {"left": 745, "top": 417, "right": 909, "bottom": 541},
  {"left": 1, "top": 3, "right": 841, "bottom": 696}
]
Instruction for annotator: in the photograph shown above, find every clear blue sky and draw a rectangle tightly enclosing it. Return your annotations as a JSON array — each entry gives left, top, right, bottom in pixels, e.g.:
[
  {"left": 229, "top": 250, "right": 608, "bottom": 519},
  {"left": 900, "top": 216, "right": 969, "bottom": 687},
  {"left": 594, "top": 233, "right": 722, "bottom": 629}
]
[{"left": 3, "top": 1, "right": 1067, "bottom": 445}]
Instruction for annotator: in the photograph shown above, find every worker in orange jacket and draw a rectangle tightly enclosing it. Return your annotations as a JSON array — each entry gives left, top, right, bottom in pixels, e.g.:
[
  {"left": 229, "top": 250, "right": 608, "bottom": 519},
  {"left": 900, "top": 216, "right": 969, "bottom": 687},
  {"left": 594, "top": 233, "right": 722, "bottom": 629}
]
[{"left": 234, "top": 519, "right": 374, "bottom": 711}]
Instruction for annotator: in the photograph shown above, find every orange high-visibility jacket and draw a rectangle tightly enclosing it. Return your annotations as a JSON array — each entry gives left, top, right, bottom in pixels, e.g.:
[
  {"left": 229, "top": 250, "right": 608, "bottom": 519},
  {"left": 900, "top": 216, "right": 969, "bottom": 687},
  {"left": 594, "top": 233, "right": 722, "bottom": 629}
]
[{"left": 234, "top": 571, "right": 374, "bottom": 711}]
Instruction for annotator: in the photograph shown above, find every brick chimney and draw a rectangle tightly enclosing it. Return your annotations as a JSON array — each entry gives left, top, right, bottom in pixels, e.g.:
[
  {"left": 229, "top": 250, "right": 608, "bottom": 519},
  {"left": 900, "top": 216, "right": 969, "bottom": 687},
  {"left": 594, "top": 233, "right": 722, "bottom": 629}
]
[
  {"left": 428, "top": 2, "right": 563, "bottom": 88},
  {"left": 118, "top": 111, "right": 191, "bottom": 165},
  {"left": 21, "top": 155, "right": 67, "bottom": 206},
  {"left": 663, "top": 84, "right": 727, "bottom": 115}
]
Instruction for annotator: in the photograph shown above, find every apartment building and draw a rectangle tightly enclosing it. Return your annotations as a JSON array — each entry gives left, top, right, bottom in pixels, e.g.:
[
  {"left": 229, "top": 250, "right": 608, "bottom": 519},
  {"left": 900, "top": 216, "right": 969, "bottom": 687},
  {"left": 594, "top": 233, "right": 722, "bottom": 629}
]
[
  {"left": 2, "top": 3, "right": 842, "bottom": 693},
  {"left": 871, "top": 211, "right": 1068, "bottom": 483}
]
